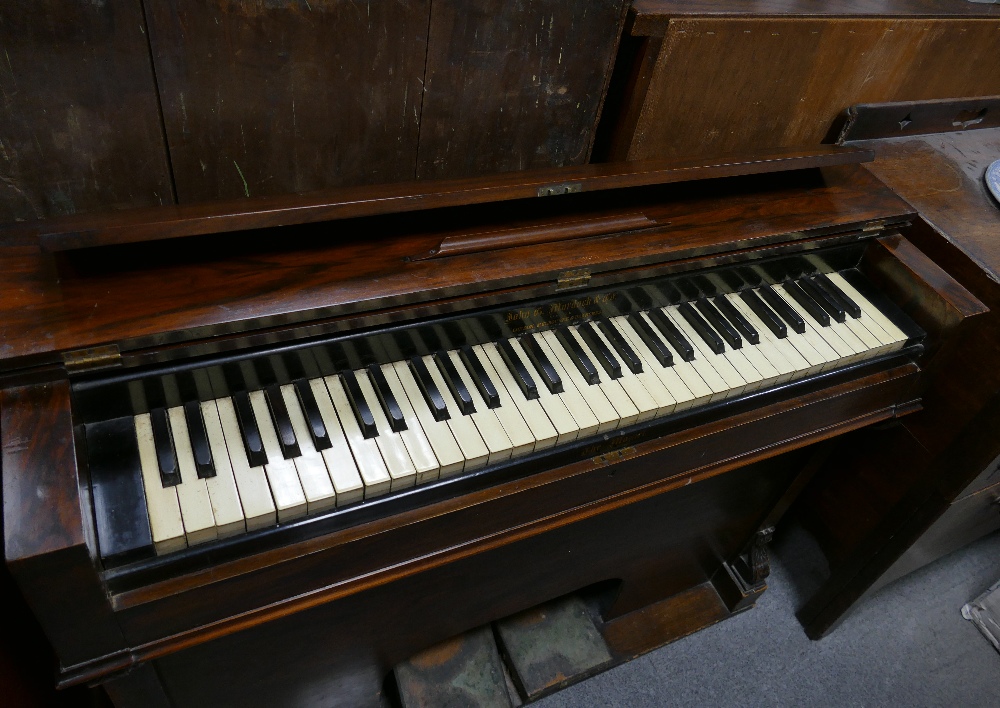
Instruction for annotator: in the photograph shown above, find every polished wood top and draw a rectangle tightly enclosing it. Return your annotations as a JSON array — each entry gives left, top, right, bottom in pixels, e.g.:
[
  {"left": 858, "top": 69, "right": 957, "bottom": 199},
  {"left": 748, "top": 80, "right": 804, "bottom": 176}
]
[{"left": 0, "top": 163, "right": 912, "bottom": 375}]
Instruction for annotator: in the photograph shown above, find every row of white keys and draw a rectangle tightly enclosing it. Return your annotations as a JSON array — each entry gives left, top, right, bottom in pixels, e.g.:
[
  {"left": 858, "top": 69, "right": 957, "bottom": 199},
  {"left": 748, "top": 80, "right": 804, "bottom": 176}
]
[
  {"left": 663, "top": 306, "right": 748, "bottom": 398},
  {"left": 765, "top": 287, "right": 840, "bottom": 371},
  {"left": 559, "top": 328, "right": 643, "bottom": 425},
  {"left": 721, "top": 294, "right": 803, "bottom": 383},
  {"left": 639, "top": 310, "right": 728, "bottom": 402},
  {"left": 279, "top": 384, "right": 338, "bottom": 512},
  {"left": 419, "top": 354, "right": 494, "bottom": 467},
  {"left": 391, "top": 361, "right": 468, "bottom": 478},
  {"left": 248, "top": 390, "right": 308, "bottom": 521},
  {"left": 826, "top": 273, "right": 909, "bottom": 353},
  {"left": 570, "top": 325, "right": 660, "bottom": 422},
  {"left": 354, "top": 369, "right": 418, "bottom": 489},
  {"left": 215, "top": 397, "right": 277, "bottom": 530},
  {"left": 609, "top": 315, "right": 705, "bottom": 411},
  {"left": 476, "top": 343, "right": 559, "bottom": 450},
  {"left": 452, "top": 348, "right": 537, "bottom": 457},
  {"left": 510, "top": 337, "right": 594, "bottom": 439},
  {"left": 135, "top": 413, "right": 187, "bottom": 554},
  {"left": 323, "top": 375, "right": 393, "bottom": 497},
  {"left": 588, "top": 322, "right": 675, "bottom": 417},
  {"left": 785, "top": 283, "right": 870, "bottom": 363},
  {"left": 725, "top": 318, "right": 782, "bottom": 389},
  {"left": 745, "top": 292, "right": 827, "bottom": 376},
  {"left": 443, "top": 350, "right": 527, "bottom": 459},
  {"left": 536, "top": 330, "right": 620, "bottom": 433},
  {"left": 199, "top": 400, "right": 247, "bottom": 537},
  {"left": 166, "top": 407, "right": 218, "bottom": 544},
  {"left": 377, "top": 363, "right": 447, "bottom": 483},
  {"left": 307, "top": 378, "right": 365, "bottom": 504},
  {"left": 773, "top": 285, "right": 859, "bottom": 366}
]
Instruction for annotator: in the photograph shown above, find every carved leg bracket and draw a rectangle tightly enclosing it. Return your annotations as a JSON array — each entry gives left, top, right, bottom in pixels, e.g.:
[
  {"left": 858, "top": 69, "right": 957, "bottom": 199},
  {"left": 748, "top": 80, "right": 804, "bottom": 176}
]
[{"left": 713, "top": 527, "right": 775, "bottom": 613}]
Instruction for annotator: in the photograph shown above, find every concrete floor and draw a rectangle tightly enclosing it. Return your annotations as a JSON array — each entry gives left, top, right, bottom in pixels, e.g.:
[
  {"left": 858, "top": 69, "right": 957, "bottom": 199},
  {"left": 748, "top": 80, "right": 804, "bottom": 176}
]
[{"left": 536, "top": 527, "right": 1000, "bottom": 707}]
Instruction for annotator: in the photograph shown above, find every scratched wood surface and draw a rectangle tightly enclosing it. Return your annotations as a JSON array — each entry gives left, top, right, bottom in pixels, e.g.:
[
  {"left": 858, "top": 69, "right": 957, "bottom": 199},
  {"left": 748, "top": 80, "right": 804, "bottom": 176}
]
[
  {"left": 609, "top": 18, "right": 1000, "bottom": 161},
  {"left": 144, "top": 0, "right": 431, "bottom": 203},
  {"left": 0, "top": 0, "right": 173, "bottom": 222},
  {"left": 416, "top": 0, "right": 628, "bottom": 179}
]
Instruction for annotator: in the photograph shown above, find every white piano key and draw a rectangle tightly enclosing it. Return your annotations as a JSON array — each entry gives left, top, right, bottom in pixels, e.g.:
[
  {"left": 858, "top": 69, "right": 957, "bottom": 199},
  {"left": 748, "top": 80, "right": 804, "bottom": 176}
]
[
  {"left": 762, "top": 287, "right": 840, "bottom": 371},
  {"left": 215, "top": 397, "right": 277, "bottom": 531},
  {"left": 572, "top": 325, "right": 654, "bottom": 423},
  {"left": 308, "top": 378, "right": 365, "bottom": 504},
  {"left": 379, "top": 363, "right": 444, "bottom": 483},
  {"left": 729, "top": 333, "right": 782, "bottom": 390},
  {"left": 356, "top": 370, "right": 418, "bottom": 489},
  {"left": 280, "top": 385, "right": 337, "bottom": 512},
  {"left": 637, "top": 311, "right": 723, "bottom": 404},
  {"left": 610, "top": 316, "right": 699, "bottom": 412},
  {"left": 199, "top": 400, "right": 247, "bottom": 537},
  {"left": 662, "top": 307, "right": 746, "bottom": 399},
  {"left": 774, "top": 285, "right": 853, "bottom": 366},
  {"left": 421, "top": 354, "right": 495, "bottom": 467},
  {"left": 134, "top": 413, "right": 187, "bottom": 555},
  {"left": 487, "top": 341, "right": 576, "bottom": 445},
  {"left": 537, "top": 330, "right": 620, "bottom": 433},
  {"left": 451, "top": 348, "right": 535, "bottom": 457},
  {"left": 589, "top": 322, "right": 674, "bottom": 418},
  {"left": 838, "top": 305, "right": 889, "bottom": 356},
  {"left": 324, "top": 375, "right": 393, "bottom": 498},
  {"left": 443, "top": 350, "right": 517, "bottom": 461},
  {"left": 391, "top": 361, "right": 466, "bottom": 479},
  {"left": 166, "top": 406, "right": 218, "bottom": 545},
  {"left": 478, "top": 343, "right": 559, "bottom": 450},
  {"left": 248, "top": 391, "right": 308, "bottom": 521}
]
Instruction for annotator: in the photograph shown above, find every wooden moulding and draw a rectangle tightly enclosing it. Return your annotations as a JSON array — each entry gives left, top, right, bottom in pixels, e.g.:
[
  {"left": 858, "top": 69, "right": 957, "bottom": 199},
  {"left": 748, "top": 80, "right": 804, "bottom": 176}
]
[
  {"left": 28, "top": 146, "right": 872, "bottom": 252},
  {"left": 837, "top": 96, "right": 1000, "bottom": 143}
]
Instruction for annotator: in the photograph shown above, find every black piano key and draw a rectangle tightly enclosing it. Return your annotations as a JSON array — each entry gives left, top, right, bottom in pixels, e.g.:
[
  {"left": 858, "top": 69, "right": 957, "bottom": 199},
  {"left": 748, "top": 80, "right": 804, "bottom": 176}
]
[
  {"left": 87, "top": 418, "right": 153, "bottom": 560},
  {"left": 367, "top": 364, "right": 408, "bottom": 432},
  {"left": 183, "top": 400, "right": 215, "bottom": 478},
  {"left": 784, "top": 280, "right": 831, "bottom": 327},
  {"left": 654, "top": 282, "right": 683, "bottom": 305},
  {"left": 554, "top": 327, "right": 601, "bottom": 385},
  {"left": 597, "top": 319, "right": 642, "bottom": 374},
  {"left": 758, "top": 285, "right": 806, "bottom": 334},
  {"left": 434, "top": 351, "right": 476, "bottom": 415},
  {"left": 677, "top": 278, "right": 702, "bottom": 301},
  {"left": 799, "top": 277, "right": 846, "bottom": 322},
  {"left": 693, "top": 274, "right": 718, "bottom": 297},
  {"left": 519, "top": 334, "right": 564, "bottom": 394},
  {"left": 231, "top": 390, "right": 267, "bottom": 467},
  {"left": 737, "top": 266, "right": 763, "bottom": 288},
  {"left": 647, "top": 309, "right": 695, "bottom": 362},
  {"left": 340, "top": 370, "right": 379, "bottom": 438},
  {"left": 264, "top": 384, "right": 301, "bottom": 458},
  {"left": 627, "top": 313, "right": 673, "bottom": 367},
  {"left": 714, "top": 295, "right": 759, "bottom": 345},
  {"left": 149, "top": 407, "right": 180, "bottom": 487},
  {"left": 294, "top": 379, "right": 332, "bottom": 451},
  {"left": 695, "top": 298, "right": 742, "bottom": 350},
  {"left": 740, "top": 289, "right": 787, "bottom": 339},
  {"left": 459, "top": 345, "right": 501, "bottom": 409},
  {"left": 678, "top": 302, "right": 726, "bottom": 354},
  {"left": 720, "top": 269, "right": 746, "bottom": 292},
  {"left": 497, "top": 340, "right": 539, "bottom": 400},
  {"left": 813, "top": 272, "right": 863, "bottom": 319},
  {"left": 408, "top": 356, "right": 451, "bottom": 422},
  {"left": 578, "top": 322, "right": 622, "bottom": 379}
]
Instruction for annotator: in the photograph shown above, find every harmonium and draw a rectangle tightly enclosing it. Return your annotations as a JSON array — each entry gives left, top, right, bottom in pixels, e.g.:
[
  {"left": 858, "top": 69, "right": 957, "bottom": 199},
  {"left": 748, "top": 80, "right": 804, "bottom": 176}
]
[{"left": 1, "top": 147, "right": 981, "bottom": 706}]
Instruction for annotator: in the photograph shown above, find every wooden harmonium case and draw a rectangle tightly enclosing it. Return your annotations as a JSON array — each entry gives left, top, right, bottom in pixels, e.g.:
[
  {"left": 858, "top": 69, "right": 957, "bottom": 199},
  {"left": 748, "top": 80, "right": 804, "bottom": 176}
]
[{"left": 1, "top": 147, "right": 978, "bottom": 704}]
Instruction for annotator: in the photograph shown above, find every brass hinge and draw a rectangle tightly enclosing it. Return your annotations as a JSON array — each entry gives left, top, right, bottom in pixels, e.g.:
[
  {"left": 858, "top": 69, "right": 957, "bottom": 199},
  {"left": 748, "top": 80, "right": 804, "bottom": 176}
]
[
  {"left": 862, "top": 219, "right": 889, "bottom": 232},
  {"left": 537, "top": 181, "right": 582, "bottom": 197},
  {"left": 556, "top": 268, "right": 591, "bottom": 290},
  {"left": 62, "top": 344, "right": 122, "bottom": 374}
]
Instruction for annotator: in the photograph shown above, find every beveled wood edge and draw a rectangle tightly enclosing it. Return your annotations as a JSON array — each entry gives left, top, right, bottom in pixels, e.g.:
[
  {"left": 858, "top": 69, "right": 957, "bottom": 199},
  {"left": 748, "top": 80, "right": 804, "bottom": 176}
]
[
  {"left": 629, "top": 1, "right": 1000, "bottom": 37},
  {"left": 24, "top": 146, "right": 873, "bottom": 251},
  {"left": 837, "top": 96, "right": 1000, "bottom": 143},
  {"left": 58, "top": 362, "right": 916, "bottom": 688}
]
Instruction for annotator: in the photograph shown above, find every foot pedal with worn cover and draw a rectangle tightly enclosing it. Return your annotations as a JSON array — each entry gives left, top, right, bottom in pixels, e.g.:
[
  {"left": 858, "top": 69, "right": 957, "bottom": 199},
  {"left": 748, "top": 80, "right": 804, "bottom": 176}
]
[
  {"left": 495, "top": 595, "right": 614, "bottom": 701},
  {"left": 394, "top": 625, "right": 513, "bottom": 708}
]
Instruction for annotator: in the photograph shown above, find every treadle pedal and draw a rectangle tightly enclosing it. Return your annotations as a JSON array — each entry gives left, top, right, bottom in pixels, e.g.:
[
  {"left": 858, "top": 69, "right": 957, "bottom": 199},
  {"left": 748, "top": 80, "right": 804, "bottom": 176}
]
[
  {"left": 494, "top": 594, "right": 613, "bottom": 701},
  {"left": 394, "top": 625, "right": 514, "bottom": 708}
]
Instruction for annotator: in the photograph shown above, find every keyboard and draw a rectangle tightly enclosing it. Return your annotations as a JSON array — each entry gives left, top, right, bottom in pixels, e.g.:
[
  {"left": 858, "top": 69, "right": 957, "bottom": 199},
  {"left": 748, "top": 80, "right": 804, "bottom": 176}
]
[{"left": 79, "top": 261, "right": 920, "bottom": 561}]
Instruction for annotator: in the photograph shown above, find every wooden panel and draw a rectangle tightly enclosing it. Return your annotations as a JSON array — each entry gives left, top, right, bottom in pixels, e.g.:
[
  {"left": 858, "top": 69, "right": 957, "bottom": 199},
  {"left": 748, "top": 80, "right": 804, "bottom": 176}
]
[
  {"left": 0, "top": 0, "right": 172, "bottom": 222},
  {"left": 2, "top": 382, "right": 125, "bottom": 668},
  {"left": 416, "top": 0, "right": 627, "bottom": 179},
  {"left": 619, "top": 18, "right": 1000, "bottom": 161},
  {"left": 837, "top": 96, "right": 1000, "bottom": 142},
  {"left": 144, "top": 0, "right": 430, "bottom": 203},
  {"left": 31, "top": 146, "right": 874, "bottom": 251}
]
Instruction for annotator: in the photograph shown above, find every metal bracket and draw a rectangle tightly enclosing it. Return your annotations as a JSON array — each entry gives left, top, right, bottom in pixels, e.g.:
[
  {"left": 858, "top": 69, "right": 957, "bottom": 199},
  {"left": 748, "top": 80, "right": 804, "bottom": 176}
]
[
  {"left": 62, "top": 344, "right": 122, "bottom": 374},
  {"left": 537, "top": 182, "right": 583, "bottom": 197},
  {"left": 556, "top": 268, "right": 591, "bottom": 291}
]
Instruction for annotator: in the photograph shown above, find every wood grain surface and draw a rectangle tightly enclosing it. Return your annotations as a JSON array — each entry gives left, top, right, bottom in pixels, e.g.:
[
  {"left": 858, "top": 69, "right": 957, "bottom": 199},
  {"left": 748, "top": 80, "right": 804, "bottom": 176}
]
[
  {"left": 613, "top": 18, "right": 1000, "bottom": 161},
  {"left": 0, "top": 0, "right": 173, "bottom": 222}
]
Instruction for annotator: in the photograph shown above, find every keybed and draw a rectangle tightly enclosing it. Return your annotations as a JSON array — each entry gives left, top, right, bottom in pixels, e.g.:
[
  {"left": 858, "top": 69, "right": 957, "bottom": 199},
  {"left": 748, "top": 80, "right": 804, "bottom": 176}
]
[{"left": 85, "top": 265, "right": 922, "bottom": 559}]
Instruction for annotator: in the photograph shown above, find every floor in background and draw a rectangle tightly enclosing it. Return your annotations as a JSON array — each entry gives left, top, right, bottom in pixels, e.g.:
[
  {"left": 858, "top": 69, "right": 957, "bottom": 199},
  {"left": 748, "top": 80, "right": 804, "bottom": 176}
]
[{"left": 536, "top": 526, "right": 1000, "bottom": 707}]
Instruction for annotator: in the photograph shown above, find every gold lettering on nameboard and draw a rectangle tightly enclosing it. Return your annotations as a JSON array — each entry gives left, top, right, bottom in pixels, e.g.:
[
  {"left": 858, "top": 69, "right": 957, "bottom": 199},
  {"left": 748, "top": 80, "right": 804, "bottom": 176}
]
[{"left": 503, "top": 293, "right": 618, "bottom": 333}]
